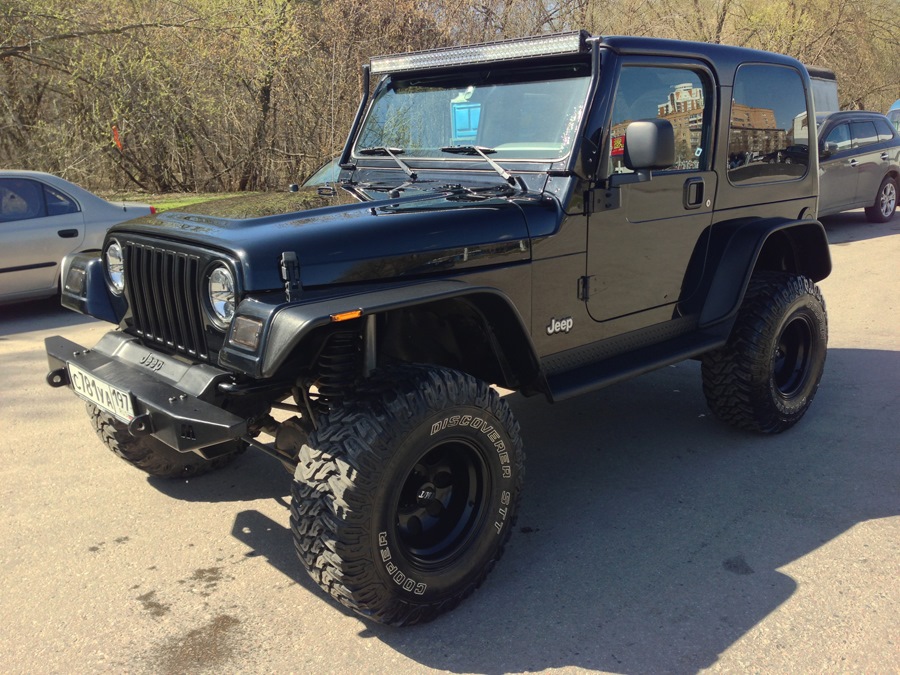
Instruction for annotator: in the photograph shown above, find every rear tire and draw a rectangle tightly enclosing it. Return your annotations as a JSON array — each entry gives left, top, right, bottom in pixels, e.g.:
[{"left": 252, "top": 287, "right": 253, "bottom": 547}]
[
  {"left": 865, "top": 176, "right": 897, "bottom": 223},
  {"left": 290, "top": 365, "right": 524, "bottom": 626},
  {"left": 701, "top": 272, "right": 827, "bottom": 433},
  {"left": 88, "top": 404, "right": 243, "bottom": 478}
]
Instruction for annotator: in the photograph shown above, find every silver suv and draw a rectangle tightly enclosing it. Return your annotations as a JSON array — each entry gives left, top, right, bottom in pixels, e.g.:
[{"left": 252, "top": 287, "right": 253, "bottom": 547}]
[{"left": 817, "top": 111, "right": 899, "bottom": 222}]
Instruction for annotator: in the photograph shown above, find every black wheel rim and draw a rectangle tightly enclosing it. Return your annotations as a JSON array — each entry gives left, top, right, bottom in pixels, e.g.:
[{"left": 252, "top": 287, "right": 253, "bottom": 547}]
[
  {"left": 773, "top": 314, "right": 814, "bottom": 398},
  {"left": 394, "top": 440, "right": 489, "bottom": 569}
]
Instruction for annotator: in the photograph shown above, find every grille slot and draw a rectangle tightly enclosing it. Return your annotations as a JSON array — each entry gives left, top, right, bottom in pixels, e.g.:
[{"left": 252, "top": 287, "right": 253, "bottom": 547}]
[{"left": 124, "top": 242, "right": 208, "bottom": 358}]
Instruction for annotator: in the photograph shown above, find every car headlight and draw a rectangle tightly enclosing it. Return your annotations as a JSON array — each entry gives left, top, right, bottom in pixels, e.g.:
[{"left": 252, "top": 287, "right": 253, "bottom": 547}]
[
  {"left": 207, "top": 265, "right": 236, "bottom": 327},
  {"left": 105, "top": 241, "right": 125, "bottom": 293}
]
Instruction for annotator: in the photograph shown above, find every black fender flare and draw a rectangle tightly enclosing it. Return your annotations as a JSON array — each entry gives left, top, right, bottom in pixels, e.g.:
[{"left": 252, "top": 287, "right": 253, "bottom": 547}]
[
  {"left": 260, "top": 280, "right": 540, "bottom": 386},
  {"left": 699, "top": 217, "right": 831, "bottom": 328},
  {"left": 59, "top": 251, "right": 127, "bottom": 324}
]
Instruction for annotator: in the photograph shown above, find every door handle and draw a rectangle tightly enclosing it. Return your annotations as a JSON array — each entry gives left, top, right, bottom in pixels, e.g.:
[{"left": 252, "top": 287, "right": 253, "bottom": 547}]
[
  {"left": 849, "top": 159, "right": 859, "bottom": 167},
  {"left": 683, "top": 177, "right": 704, "bottom": 209},
  {"left": 57, "top": 229, "right": 79, "bottom": 238},
  {"left": 881, "top": 153, "right": 889, "bottom": 160}
]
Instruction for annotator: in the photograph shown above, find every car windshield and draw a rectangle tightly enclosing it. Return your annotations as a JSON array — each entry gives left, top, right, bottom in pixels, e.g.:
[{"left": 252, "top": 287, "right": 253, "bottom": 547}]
[{"left": 354, "top": 62, "right": 591, "bottom": 161}]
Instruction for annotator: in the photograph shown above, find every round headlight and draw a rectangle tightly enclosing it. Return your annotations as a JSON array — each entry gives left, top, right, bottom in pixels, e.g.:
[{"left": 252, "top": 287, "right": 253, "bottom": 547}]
[
  {"left": 106, "top": 241, "right": 125, "bottom": 293},
  {"left": 207, "top": 266, "right": 235, "bottom": 326}
]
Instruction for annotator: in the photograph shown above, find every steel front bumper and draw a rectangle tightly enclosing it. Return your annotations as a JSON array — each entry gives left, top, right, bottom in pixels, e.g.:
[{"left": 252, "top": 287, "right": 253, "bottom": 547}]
[{"left": 45, "top": 333, "right": 246, "bottom": 453}]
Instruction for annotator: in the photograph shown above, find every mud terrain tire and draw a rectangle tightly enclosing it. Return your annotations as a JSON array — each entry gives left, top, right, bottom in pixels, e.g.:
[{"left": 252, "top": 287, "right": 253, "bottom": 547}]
[
  {"left": 701, "top": 272, "right": 827, "bottom": 433},
  {"left": 290, "top": 365, "right": 524, "bottom": 626},
  {"left": 88, "top": 404, "right": 243, "bottom": 478}
]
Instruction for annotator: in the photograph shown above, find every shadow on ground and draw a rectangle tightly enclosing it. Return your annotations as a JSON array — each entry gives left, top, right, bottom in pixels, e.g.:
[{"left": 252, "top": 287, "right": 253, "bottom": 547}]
[
  {"left": 0, "top": 295, "right": 98, "bottom": 336},
  {"left": 820, "top": 210, "right": 900, "bottom": 245},
  {"left": 148, "top": 345, "right": 898, "bottom": 672}
]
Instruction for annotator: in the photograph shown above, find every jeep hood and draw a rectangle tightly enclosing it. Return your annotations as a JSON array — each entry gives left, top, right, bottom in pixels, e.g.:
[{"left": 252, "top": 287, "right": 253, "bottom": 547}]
[{"left": 112, "top": 185, "right": 533, "bottom": 291}]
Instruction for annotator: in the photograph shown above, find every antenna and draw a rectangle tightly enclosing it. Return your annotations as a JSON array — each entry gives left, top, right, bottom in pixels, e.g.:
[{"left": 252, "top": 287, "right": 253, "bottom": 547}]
[{"left": 329, "top": 39, "right": 337, "bottom": 186}]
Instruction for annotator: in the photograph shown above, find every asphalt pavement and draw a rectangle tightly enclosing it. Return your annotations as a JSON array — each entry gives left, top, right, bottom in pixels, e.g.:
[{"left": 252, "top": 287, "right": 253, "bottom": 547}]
[{"left": 0, "top": 210, "right": 897, "bottom": 674}]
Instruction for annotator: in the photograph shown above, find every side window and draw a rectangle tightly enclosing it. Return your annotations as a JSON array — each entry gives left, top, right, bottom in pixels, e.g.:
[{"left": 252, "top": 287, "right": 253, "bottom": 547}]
[
  {"left": 0, "top": 178, "right": 47, "bottom": 222},
  {"left": 44, "top": 185, "right": 79, "bottom": 216},
  {"left": 851, "top": 121, "right": 878, "bottom": 148},
  {"left": 874, "top": 118, "right": 896, "bottom": 142},
  {"left": 609, "top": 66, "right": 710, "bottom": 174},
  {"left": 728, "top": 64, "right": 809, "bottom": 185},
  {"left": 824, "top": 124, "right": 851, "bottom": 152}
]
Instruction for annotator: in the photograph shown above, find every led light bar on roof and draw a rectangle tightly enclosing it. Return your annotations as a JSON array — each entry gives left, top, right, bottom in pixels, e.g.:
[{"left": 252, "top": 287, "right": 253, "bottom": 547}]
[{"left": 370, "top": 31, "right": 591, "bottom": 74}]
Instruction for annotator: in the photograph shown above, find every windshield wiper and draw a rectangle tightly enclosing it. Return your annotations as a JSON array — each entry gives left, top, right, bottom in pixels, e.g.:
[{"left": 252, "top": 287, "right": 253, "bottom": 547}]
[
  {"left": 441, "top": 145, "right": 528, "bottom": 191},
  {"left": 358, "top": 147, "right": 417, "bottom": 181}
]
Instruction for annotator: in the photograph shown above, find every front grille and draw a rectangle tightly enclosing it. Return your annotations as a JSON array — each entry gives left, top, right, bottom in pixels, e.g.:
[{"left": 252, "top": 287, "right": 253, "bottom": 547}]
[{"left": 124, "top": 241, "right": 208, "bottom": 359}]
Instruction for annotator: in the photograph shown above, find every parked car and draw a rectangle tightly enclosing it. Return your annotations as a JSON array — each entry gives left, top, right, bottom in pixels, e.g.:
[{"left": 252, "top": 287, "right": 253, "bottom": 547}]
[
  {"left": 0, "top": 170, "right": 154, "bottom": 305},
  {"left": 888, "top": 100, "right": 900, "bottom": 132},
  {"left": 816, "top": 111, "right": 899, "bottom": 222}
]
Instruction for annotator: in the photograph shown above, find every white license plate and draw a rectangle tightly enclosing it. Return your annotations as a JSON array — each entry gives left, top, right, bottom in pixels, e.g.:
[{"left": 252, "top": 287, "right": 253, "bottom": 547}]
[{"left": 68, "top": 362, "right": 135, "bottom": 422}]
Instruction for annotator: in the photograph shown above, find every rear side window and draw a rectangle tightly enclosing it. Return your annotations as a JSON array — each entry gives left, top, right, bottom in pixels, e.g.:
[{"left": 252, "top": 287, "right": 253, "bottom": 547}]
[
  {"left": 851, "top": 121, "right": 878, "bottom": 148},
  {"left": 728, "top": 64, "right": 809, "bottom": 185},
  {"left": 45, "top": 185, "right": 79, "bottom": 216},
  {"left": 874, "top": 118, "right": 895, "bottom": 142}
]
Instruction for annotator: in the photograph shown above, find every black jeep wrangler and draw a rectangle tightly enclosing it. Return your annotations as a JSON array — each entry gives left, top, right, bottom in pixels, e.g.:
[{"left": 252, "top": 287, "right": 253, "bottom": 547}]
[{"left": 46, "top": 31, "right": 831, "bottom": 626}]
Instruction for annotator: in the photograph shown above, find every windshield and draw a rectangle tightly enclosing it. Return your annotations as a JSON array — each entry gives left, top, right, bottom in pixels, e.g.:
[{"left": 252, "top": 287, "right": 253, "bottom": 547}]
[{"left": 354, "top": 63, "right": 592, "bottom": 161}]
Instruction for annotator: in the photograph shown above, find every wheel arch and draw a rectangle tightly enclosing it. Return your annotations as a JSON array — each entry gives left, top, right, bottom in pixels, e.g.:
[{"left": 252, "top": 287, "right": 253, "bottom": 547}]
[
  {"left": 698, "top": 216, "right": 831, "bottom": 328},
  {"left": 376, "top": 293, "right": 541, "bottom": 391},
  {"left": 262, "top": 281, "right": 541, "bottom": 391}
]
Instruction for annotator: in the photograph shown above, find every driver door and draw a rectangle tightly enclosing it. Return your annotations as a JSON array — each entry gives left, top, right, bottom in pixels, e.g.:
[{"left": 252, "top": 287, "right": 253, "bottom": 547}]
[{"left": 586, "top": 60, "right": 716, "bottom": 326}]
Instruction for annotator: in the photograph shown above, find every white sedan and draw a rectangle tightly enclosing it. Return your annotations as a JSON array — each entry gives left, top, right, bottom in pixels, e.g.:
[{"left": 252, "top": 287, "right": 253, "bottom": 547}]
[{"left": 0, "top": 170, "right": 154, "bottom": 305}]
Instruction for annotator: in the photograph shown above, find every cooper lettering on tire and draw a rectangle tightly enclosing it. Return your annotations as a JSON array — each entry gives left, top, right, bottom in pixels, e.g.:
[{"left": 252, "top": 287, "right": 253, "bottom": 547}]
[{"left": 289, "top": 365, "right": 524, "bottom": 626}]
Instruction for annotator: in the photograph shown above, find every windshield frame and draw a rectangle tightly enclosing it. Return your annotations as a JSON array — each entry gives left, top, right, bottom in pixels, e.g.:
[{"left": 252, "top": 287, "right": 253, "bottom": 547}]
[{"left": 351, "top": 58, "right": 594, "bottom": 165}]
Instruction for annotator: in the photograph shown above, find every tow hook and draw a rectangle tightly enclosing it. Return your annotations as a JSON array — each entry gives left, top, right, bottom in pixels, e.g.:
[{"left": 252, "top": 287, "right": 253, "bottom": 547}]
[
  {"left": 46, "top": 368, "right": 69, "bottom": 387},
  {"left": 128, "top": 414, "right": 154, "bottom": 437}
]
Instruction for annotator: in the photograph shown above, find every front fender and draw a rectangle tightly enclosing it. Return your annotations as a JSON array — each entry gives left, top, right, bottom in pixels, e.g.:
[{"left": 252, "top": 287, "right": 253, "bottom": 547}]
[
  {"left": 220, "top": 280, "right": 538, "bottom": 381},
  {"left": 59, "top": 252, "right": 126, "bottom": 324}
]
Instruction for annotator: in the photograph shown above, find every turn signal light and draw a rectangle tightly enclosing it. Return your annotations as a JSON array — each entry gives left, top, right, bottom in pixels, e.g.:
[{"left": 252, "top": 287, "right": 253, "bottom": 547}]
[{"left": 331, "top": 309, "right": 363, "bottom": 323}]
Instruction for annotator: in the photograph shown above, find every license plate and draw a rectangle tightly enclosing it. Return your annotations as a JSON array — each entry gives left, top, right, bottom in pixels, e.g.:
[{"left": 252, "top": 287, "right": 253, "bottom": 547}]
[{"left": 67, "top": 362, "right": 135, "bottom": 422}]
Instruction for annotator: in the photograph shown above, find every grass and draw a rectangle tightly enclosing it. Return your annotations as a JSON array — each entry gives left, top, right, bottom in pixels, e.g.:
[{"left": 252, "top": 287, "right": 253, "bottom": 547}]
[{"left": 99, "top": 191, "right": 259, "bottom": 212}]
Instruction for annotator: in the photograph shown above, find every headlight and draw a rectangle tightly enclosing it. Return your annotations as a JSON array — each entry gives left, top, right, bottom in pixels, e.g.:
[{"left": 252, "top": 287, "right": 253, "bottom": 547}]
[
  {"left": 207, "top": 266, "right": 236, "bottom": 327},
  {"left": 105, "top": 241, "right": 125, "bottom": 293}
]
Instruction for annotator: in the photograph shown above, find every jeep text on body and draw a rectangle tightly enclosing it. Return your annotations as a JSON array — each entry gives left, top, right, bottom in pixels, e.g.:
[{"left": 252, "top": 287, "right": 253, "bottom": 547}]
[{"left": 46, "top": 32, "right": 830, "bottom": 625}]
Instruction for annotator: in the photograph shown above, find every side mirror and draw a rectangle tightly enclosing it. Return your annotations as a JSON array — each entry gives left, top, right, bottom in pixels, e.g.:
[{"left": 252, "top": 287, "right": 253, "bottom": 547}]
[
  {"left": 821, "top": 142, "right": 838, "bottom": 158},
  {"left": 624, "top": 119, "right": 675, "bottom": 171}
]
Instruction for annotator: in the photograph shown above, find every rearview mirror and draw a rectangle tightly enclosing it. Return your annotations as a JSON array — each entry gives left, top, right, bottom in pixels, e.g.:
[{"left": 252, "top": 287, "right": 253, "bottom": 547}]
[{"left": 821, "top": 142, "right": 838, "bottom": 158}]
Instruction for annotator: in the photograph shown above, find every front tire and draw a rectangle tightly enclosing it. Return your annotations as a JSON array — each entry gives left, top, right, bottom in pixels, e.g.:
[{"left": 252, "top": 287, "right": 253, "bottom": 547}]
[
  {"left": 701, "top": 272, "right": 827, "bottom": 433},
  {"left": 865, "top": 176, "right": 897, "bottom": 223},
  {"left": 290, "top": 365, "right": 524, "bottom": 626},
  {"left": 88, "top": 405, "right": 243, "bottom": 478}
]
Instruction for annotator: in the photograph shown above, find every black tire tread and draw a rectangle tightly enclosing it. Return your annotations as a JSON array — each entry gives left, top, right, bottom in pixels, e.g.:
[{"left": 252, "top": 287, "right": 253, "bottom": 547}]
[
  {"left": 88, "top": 404, "right": 241, "bottom": 478},
  {"left": 289, "top": 365, "right": 524, "bottom": 626},
  {"left": 701, "top": 272, "right": 826, "bottom": 433}
]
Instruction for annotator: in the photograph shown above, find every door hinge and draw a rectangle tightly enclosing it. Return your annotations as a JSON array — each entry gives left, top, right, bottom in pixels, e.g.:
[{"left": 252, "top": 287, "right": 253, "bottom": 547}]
[
  {"left": 584, "top": 187, "right": 621, "bottom": 216},
  {"left": 578, "top": 275, "right": 595, "bottom": 301},
  {"left": 280, "top": 251, "right": 301, "bottom": 302}
]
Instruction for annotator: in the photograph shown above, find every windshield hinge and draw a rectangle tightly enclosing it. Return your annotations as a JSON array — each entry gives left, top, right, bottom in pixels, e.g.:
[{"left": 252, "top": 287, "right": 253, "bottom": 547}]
[{"left": 280, "top": 251, "right": 301, "bottom": 302}]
